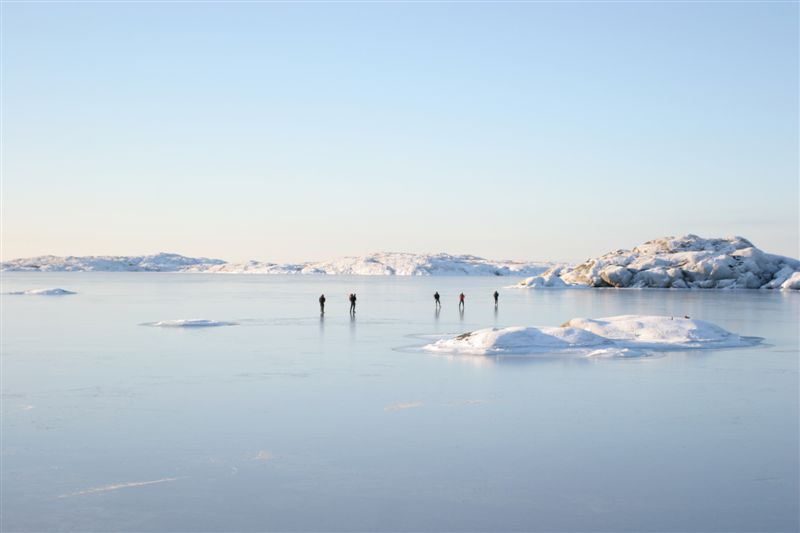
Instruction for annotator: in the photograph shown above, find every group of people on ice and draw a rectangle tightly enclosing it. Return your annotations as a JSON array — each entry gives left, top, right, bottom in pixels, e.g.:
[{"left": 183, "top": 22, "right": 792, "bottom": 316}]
[{"left": 318, "top": 290, "right": 499, "bottom": 315}]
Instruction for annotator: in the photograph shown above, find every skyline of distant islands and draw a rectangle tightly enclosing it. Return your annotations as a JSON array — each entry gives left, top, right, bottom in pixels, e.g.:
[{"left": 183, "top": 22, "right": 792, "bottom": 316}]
[{"left": 4, "top": 235, "right": 799, "bottom": 291}]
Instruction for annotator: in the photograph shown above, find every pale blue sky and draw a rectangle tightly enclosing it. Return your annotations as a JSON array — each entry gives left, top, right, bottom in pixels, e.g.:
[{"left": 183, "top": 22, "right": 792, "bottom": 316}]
[{"left": 2, "top": 1, "right": 797, "bottom": 263}]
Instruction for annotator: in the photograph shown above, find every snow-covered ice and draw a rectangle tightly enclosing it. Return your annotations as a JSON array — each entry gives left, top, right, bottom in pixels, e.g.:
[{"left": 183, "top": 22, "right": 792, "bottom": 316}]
[
  {"left": 424, "top": 315, "right": 758, "bottom": 357},
  {"left": 2, "top": 252, "right": 550, "bottom": 277},
  {"left": 514, "top": 235, "right": 800, "bottom": 290},
  {"left": 7, "top": 288, "right": 76, "bottom": 296},
  {"left": 144, "top": 319, "right": 238, "bottom": 328}
]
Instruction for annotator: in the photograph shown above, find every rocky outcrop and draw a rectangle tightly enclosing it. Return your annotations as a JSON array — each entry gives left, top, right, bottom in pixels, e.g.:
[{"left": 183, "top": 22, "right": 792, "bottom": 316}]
[{"left": 516, "top": 235, "right": 799, "bottom": 290}]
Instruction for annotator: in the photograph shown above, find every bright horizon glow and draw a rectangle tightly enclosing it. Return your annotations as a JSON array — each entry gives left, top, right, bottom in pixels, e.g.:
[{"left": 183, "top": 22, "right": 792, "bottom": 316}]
[{"left": 2, "top": 2, "right": 798, "bottom": 264}]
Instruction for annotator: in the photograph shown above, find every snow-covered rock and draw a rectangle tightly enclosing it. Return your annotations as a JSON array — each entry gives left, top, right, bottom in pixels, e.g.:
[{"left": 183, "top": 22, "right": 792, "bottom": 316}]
[
  {"left": 780, "top": 271, "right": 800, "bottom": 291},
  {"left": 518, "top": 266, "right": 573, "bottom": 288},
  {"left": 3, "top": 252, "right": 550, "bottom": 276},
  {"left": 301, "top": 252, "right": 548, "bottom": 276},
  {"left": 0, "top": 253, "right": 225, "bottom": 272},
  {"left": 424, "top": 315, "right": 757, "bottom": 357},
  {"left": 514, "top": 235, "right": 800, "bottom": 291},
  {"left": 7, "top": 288, "right": 76, "bottom": 295}
]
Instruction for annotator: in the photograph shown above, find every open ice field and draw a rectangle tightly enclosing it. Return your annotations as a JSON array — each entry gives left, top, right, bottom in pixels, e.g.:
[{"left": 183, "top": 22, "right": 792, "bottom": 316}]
[{"left": 2, "top": 273, "right": 798, "bottom": 532}]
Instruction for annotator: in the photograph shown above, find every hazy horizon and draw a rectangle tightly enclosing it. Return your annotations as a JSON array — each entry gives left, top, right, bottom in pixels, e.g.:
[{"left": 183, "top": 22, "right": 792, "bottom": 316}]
[{"left": 3, "top": 2, "right": 798, "bottom": 264}]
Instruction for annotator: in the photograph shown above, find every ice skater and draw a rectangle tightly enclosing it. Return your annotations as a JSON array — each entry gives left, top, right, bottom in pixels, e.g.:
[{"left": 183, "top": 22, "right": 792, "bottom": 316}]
[
  {"left": 349, "top": 293, "right": 357, "bottom": 315},
  {"left": 319, "top": 294, "right": 326, "bottom": 314},
  {"left": 434, "top": 291, "right": 441, "bottom": 308},
  {"left": 493, "top": 290, "right": 499, "bottom": 307},
  {"left": 458, "top": 292, "right": 465, "bottom": 310}
]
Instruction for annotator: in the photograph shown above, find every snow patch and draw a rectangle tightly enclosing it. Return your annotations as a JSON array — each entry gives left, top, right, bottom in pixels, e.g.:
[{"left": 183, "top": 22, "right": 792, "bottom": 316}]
[
  {"left": 8, "top": 288, "right": 76, "bottom": 296},
  {"left": 252, "top": 450, "right": 274, "bottom": 462},
  {"left": 424, "top": 315, "right": 758, "bottom": 357},
  {"left": 144, "top": 319, "right": 238, "bottom": 328},
  {"left": 57, "top": 477, "right": 183, "bottom": 498},
  {"left": 384, "top": 401, "right": 424, "bottom": 412}
]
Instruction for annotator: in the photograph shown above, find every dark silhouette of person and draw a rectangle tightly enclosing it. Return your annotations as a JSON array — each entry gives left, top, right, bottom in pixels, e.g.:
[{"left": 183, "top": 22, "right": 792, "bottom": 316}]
[
  {"left": 349, "top": 293, "right": 357, "bottom": 315},
  {"left": 434, "top": 291, "right": 441, "bottom": 307},
  {"left": 459, "top": 292, "right": 465, "bottom": 310},
  {"left": 493, "top": 290, "right": 499, "bottom": 307},
  {"left": 319, "top": 294, "right": 326, "bottom": 314}
]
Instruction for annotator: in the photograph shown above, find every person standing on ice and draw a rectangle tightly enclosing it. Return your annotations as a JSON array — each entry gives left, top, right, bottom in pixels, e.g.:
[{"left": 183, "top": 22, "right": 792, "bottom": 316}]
[
  {"left": 458, "top": 292, "right": 465, "bottom": 310},
  {"left": 349, "top": 293, "right": 357, "bottom": 315},
  {"left": 493, "top": 290, "right": 499, "bottom": 307},
  {"left": 434, "top": 291, "right": 441, "bottom": 308},
  {"left": 319, "top": 294, "right": 326, "bottom": 314}
]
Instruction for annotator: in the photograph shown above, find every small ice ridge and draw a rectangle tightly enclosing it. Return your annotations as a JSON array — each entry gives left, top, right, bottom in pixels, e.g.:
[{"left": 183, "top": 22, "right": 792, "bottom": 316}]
[
  {"left": 424, "top": 315, "right": 760, "bottom": 358},
  {"left": 8, "top": 288, "right": 76, "bottom": 296},
  {"left": 144, "top": 319, "right": 238, "bottom": 328}
]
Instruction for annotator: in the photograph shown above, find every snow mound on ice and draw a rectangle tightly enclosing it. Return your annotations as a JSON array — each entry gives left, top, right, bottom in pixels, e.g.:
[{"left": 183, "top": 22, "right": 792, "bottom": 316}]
[
  {"left": 424, "top": 315, "right": 757, "bottom": 357},
  {"left": 514, "top": 235, "right": 799, "bottom": 290},
  {"left": 562, "top": 315, "right": 747, "bottom": 348},
  {"left": 145, "top": 319, "right": 238, "bottom": 328},
  {"left": 8, "top": 288, "right": 76, "bottom": 296},
  {"left": 427, "top": 326, "right": 608, "bottom": 355}
]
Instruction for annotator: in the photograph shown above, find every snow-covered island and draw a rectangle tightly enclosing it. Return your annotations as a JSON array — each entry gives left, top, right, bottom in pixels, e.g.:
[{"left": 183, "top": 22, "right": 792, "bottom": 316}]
[
  {"left": 515, "top": 235, "right": 800, "bottom": 291},
  {"left": 0, "top": 253, "right": 225, "bottom": 272},
  {"left": 1, "top": 252, "right": 550, "bottom": 277},
  {"left": 424, "top": 315, "right": 759, "bottom": 358}
]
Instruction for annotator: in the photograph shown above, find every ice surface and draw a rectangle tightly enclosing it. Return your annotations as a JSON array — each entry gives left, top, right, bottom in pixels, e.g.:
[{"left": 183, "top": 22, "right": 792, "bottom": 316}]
[
  {"left": 7, "top": 288, "right": 76, "bottom": 296},
  {"left": 2, "top": 252, "right": 550, "bottom": 276},
  {"left": 145, "top": 319, "right": 238, "bottom": 328},
  {"left": 515, "top": 235, "right": 800, "bottom": 290},
  {"left": 424, "top": 315, "right": 757, "bottom": 357},
  {"left": 2, "top": 273, "right": 797, "bottom": 532}
]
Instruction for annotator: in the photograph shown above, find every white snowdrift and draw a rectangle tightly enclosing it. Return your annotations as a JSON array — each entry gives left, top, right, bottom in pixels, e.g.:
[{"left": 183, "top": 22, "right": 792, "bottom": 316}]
[
  {"left": 144, "top": 319, "right": 238, "bottom": 328},
  {"left": 515, "top": 235, "right": 800, "bottom": 291},
  {"left": 2, "top": 251, "right": 549, "bottom": 276},
  {"left": 424, "top": 315, "right": 758, "bottom": 358},
  {"left": 8, "top": 288, "right": 76, "bottom": 296}
]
